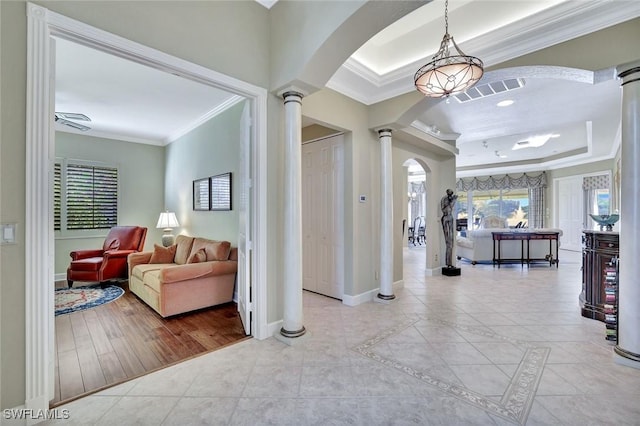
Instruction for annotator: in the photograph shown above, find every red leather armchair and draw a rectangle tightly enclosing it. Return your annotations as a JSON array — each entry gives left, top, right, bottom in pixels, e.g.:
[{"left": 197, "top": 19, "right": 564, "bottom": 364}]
[{"left": 67, "top": 226, "right": 147, "bottom": 288}]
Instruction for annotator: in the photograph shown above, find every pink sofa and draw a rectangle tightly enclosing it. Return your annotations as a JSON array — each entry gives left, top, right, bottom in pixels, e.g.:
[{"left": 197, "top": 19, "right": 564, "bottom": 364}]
[{"left": 128, "top": 235, "right": 237, "bottom": 317}]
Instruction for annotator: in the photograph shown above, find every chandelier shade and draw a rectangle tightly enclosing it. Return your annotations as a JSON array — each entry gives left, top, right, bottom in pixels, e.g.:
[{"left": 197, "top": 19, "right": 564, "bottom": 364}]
[{"left": 414, "top": 0, "right": 484, "bottom": 98}]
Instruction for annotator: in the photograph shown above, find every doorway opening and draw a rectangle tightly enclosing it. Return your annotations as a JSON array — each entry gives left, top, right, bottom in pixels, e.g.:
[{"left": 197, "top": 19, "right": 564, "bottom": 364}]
[
  {"left": 26, "top": 3, "right": 268, "bottom": 411},
  {"left": 403, "top": 159, "right": 427, "bottom": 276},
  {"left": 301, "top": 122, "right": 345, "bottom": 301}
]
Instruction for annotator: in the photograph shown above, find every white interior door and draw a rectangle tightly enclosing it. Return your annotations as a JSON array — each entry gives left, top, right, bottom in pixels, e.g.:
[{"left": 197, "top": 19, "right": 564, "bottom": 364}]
[
  {"left": 237, "top": 101, "right": 251, "bottom": 335},
  {"left": 557, "top": 176, "right": 584, "bottom": 251},
  {"left": 302, "top": 135, "right": 344, "bottom": 299},
  {"left": 302, "top": 145, "right": 317, "bottom": 293}
]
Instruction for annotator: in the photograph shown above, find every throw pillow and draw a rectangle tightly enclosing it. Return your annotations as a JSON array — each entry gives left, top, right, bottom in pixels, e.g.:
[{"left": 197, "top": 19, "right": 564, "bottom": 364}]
[
  {"left": 187, "top": 248, "right": 207, "bottom": 264},
  {"left": 191, "top": 238, "right": 231, "bottom": 261},
  {"left": 149, "top": 244, "right": 176, "bottom": 264},
  {"left": 174, "top": 235, "right": 195, "bottom": 265}
]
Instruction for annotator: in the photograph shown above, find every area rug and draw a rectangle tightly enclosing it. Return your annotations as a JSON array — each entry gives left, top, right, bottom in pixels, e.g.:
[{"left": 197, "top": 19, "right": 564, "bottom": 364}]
[{"left": 55, "top": 285, "right": 124, "bottom": 316}]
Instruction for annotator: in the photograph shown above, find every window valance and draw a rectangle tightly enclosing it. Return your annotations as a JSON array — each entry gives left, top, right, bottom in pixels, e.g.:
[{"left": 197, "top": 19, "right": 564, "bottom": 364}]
[
  {"left": 582, "top": 174, "right": 610, "bottom": 190},
  {"left": 456, "top": 172, "right": 547, "bottom": 192}
]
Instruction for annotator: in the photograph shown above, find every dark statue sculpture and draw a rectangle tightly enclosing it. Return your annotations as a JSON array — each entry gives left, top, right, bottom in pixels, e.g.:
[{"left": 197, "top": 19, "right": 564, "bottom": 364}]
[{"left": 440, "top": 188, "right": 461, "bottom": 276}]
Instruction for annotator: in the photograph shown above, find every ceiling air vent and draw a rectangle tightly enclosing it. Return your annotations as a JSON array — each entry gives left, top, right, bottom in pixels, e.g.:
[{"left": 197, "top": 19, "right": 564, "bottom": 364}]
[{"left": 453, "top": 78, "right": 525, "bottom": 103}]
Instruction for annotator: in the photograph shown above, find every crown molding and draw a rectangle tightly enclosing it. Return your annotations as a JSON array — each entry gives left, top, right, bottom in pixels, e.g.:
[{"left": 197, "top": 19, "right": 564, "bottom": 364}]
[
  {"left": 165, "top": 95, "right": 244, "bottom": 144},
  {"left": 328, "top": 1, "right": 640, "bottom": 105},
  {"left": 55, "top": 126, "right": 164, "bottom": 146}
]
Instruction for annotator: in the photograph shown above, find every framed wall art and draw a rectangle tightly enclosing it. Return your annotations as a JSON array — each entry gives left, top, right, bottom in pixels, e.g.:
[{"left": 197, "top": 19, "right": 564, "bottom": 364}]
[
  {"left": 193, "top": 177, "right": 210, "bottom": 211},
  {"left": 210, "top": 172, "right": 232, "bottom": 211}
]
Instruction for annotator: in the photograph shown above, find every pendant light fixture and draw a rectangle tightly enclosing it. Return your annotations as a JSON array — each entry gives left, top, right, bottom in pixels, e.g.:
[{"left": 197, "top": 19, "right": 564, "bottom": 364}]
[{"left": 414, "top": 0, "right": 484, "bottom": 98}]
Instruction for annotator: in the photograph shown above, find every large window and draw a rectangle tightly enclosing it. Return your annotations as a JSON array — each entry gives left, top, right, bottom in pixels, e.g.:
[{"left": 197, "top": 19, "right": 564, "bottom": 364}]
[
  {"left": 595, "top": 189, "right": 610, "bottom": 215},
  {"left": 457, "top": 172, "right": 546, "bottom": 229},
  {"left": 54, "top": 160, "right": 118, "bottom": 232},
  {"left": 583, "top": 174, "right": 612, "bottom": 230},
  {"left": 472, "top": 188, "right": 529, "bottom": 227}
]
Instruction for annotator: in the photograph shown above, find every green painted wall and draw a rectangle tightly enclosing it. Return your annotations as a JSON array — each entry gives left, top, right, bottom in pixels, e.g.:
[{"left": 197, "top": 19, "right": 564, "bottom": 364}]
[
  {"left": 164, "top": 102, "right": 243, "bottom": 244},
  {"left": 54, "top": 133, "right": 165, "bottom": 276}
]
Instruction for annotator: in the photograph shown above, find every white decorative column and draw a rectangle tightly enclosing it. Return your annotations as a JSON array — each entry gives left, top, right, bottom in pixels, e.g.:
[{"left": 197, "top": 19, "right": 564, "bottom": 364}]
[
  {"left": 26, "top": 3, "right": 55, "bottom": 416},
  {"left": 279, "top": 91, "right": 307, "bottom": 339},
  {"left": 377, "top": 129, "right": 395, "bottom": 301},
  {"left": 615, "top": 60, "right": 640, "bottom": 368}
]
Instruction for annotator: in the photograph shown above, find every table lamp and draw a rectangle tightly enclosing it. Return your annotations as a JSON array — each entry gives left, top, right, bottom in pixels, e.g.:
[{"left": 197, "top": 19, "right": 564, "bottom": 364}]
[{"left": 156, "top": 211, "right": 180, "bottom": 247}]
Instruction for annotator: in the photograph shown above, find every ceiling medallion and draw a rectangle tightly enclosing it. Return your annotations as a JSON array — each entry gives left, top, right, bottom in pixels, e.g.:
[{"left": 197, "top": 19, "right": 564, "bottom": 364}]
[{"left": 414, "top": 0, "right": 484, "bottom": 98}]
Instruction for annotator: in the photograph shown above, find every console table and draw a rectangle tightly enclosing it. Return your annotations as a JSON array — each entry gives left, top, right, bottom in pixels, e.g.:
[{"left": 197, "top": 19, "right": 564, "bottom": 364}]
[{"left": 492, "top": 231, "right": 560, "bottom": 268}]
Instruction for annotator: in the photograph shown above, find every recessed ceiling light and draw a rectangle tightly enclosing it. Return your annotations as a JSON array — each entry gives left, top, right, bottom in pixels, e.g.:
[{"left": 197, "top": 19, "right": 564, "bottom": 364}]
[
  {"left": 497, "top": 100, "right": 514, "bottom": 107},
  {"left": 512, "top": 133, "right": 560, "bottom": 150}
]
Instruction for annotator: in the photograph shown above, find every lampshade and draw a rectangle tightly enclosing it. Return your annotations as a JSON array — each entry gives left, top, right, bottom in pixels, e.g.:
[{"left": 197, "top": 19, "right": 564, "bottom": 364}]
[
  {"left": 414, "top": 0, "right": 483, "bottom": 98},
  {"left": 156, "top": 211, "right": 179, "bottom": 229},
  {"left": 157, "top": 211, "right": 179, "bottom": 247}
]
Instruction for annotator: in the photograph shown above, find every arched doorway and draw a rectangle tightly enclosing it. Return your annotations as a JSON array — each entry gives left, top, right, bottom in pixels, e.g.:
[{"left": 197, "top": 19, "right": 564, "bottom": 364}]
[{"left": 405, "top": 159, "right": 427, "bottom": 248}]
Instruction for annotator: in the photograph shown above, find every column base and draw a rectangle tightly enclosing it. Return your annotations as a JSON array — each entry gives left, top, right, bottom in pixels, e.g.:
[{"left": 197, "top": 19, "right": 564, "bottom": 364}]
[
  {"left": 614, "top": 345, "right": 640, "bottom": 369},
  {"left": 375, "top": 293, "right": 395, "bottom": 304},
  {"left": 274, "top": 327, "right": 310, "bottom": 346},
  {"left": 280, "top": 326, "right": 306, "bottom": 338}
]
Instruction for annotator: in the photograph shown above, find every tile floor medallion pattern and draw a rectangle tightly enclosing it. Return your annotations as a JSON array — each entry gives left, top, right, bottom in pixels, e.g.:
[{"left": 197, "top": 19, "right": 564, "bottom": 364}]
[{"left": 353, "top": 316, "right": 549, "bottom": 425}]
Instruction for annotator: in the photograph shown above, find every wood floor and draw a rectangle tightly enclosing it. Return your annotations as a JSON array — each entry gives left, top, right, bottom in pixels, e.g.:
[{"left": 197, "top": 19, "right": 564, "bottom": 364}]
[{"left": 53, "top": 281, "right": 249, "bottom": 406}]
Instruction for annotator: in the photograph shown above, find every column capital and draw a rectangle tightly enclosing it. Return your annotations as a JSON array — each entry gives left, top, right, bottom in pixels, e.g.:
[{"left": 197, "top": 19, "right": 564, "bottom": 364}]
[
  {"left": 378, "top": 128, "right": 393, "bottom": 138},
  {"left": 278, "top": 87, "right": 307, "bottom": 100},
  {"left": 617, "top": 60, "right": 640, "bottom": 85}
]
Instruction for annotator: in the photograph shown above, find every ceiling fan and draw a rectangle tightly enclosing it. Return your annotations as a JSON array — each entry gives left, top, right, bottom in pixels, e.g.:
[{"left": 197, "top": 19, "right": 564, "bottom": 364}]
[{"left": 54, "top": 112, "right": 91, "bottom": 131}]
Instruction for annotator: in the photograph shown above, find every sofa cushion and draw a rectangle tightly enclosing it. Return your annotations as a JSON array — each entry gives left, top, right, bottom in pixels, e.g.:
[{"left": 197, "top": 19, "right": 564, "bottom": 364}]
[
  {"left": 187, "top": 248, "right": 207, "bottom": 264},
  {"left": 174, "top": 235, "right": 195, "bottom": 265},
  {"left": 69, "top": 257, "right": 103, "bottom": 271},
  {"left": 131, "top": 263, "right": 172, "bottom": 280},
  {"left": 190, "top": 238, "right": 231, "bottom": 261},
  {"left": 143, "top": 269, "right": 164, "bottom": 293},
  {"left": 456, "top": 237, "right": 474, "bottom": 249},
  {"left": 149, "top": 244, "right": 176, "bottom": 264}
]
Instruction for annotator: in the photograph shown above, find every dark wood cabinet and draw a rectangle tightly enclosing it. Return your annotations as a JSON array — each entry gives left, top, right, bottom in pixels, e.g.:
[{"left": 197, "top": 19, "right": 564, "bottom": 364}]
[{"left": 580, "top": 231, "right": 619, "bottom": 321}]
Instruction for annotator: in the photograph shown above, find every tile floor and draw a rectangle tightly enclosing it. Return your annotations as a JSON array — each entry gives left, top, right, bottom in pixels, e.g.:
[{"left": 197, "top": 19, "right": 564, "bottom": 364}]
[{"left": 41, "top": 247, "right": 640, "bottom": 425}]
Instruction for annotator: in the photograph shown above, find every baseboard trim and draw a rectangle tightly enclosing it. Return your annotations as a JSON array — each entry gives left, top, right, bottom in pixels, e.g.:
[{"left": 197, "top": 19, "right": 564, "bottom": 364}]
[
  {"left": 425, "top": 267, "right": 442, "bottom": 276},
  {"left": 342, "top": 288, "right": 376, "bottom": 306},
  {"left": 343, "top": 280, "right": 405, "bottom": 306},
  {"left": 267, "top": 320, "right": 283, "bottom": 338}
]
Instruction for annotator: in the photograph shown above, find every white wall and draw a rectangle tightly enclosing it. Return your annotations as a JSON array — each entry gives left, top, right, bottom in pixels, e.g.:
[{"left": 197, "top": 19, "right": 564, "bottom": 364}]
[{"left": 548, "top": 159, "right": 614, "bottom": 228}]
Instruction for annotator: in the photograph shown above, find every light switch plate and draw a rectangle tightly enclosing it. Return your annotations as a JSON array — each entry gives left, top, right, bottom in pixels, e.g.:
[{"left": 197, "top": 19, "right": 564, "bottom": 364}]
[{"left": 1, "top": 223, "right": 17, "bottom": 244}]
